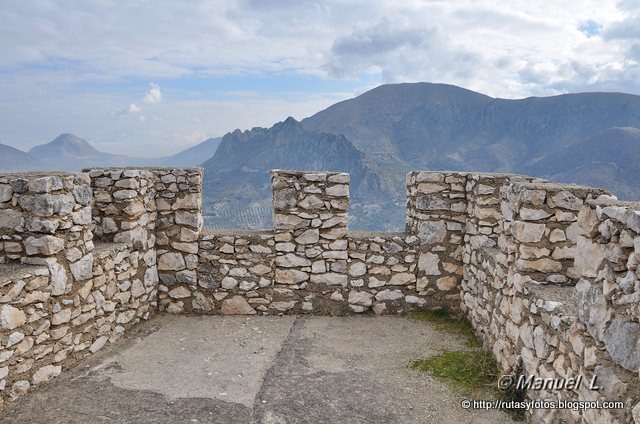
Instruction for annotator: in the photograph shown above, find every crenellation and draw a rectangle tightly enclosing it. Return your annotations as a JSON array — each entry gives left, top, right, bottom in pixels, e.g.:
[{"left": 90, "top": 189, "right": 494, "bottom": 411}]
[
  {"left": 149, "top": 167, "right": 203, "bottom": 313},
  {"left": 0, "top": 166, "right": 638, "bottom": 422}
]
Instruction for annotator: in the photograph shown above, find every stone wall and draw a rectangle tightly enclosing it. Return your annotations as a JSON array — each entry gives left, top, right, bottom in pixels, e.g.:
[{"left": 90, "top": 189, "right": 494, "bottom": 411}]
[
  {"left": 0, "top": 173, "right": 94, "bottom": 295},
  {"left": 161, "top": 170, "right": 435, "bottom": 316},
  {"left": 347, "top": 232, "right": 422, "bottom": 314},
  {"left": 1, "top": 167, "right": 639, "bottom": 422},
  {"left": 0, "top": 172, "right": 157, "bottom": 410},
  {"left": 405, "top": 171, "right": 467, "bottom": 312},
  {"left": 152, "top": 168, "right": 203, "bottom": 310},
  {"left": 457, "top": 176, "right": 638, "bottom": 423}
]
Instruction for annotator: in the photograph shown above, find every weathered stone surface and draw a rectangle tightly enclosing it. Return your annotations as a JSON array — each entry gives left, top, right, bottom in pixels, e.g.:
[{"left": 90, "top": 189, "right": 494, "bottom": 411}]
[
  {"left": 573, "top": 279, "right": 609, "bottom": 342},
  {"left": 175, "top": 211, "right": 202, "bottom": 229},
  {"left": 593, "top": 365, "right": 628, "bottom": 398},
  {"left": 49, "top": 261, "right": 67, "bottom": 296},
  {"left": 0, "top": 184, "right": 13, "bottom": 202},
  {"left": 549, "top": 229, "right": 566, "bottom": 242},
  {"left": 517, "top": 258, "right": 562, "bottom": 273},
  {"left": 276, "top": 253, "right": 311, "bottom": 268},
  {"left": 348, "top": 262, "right": 367, "bottom": 277},
  {"left": 310, "top": 273, "right": 348, "bottom": 286},
  {"left": 220, "top": 296, "right": 256, "bottom": 315},
  {"left": 271, "top": 301, "right": 296, "bottom": 311},
  {"left": 70, "top": 254, "right": 94, "bottom": 281},
  {"left": 405, "top": 295, "right": 425, "bottom": 305},
  {"left": 375, "top": 289, "right": 403, "bottom": 301},
  {"left": 519, "top": 208, "right": 552, "bottom": 221},
  {"left": 169, "top": 286, "right": 192, "bottom": 299},
  {"left": 170, "top": 242, "right": 199, "bottom": 254},
  {"left": 298, "top": 195, "right": 324, "bottom": 210},
  {"left": 326, "top": 184, "right": 348, "bottom": 197},
  {"left": 158, "top": 253, "right": 186, "bottom": 271},
  {"left": 29, "top": 176, "right": 63, "bottom": 193},
  {"left": 604, "top": 316, "right": 640, "bottom": 371},
  {"left": 295, "top": 229, "right": 319, "bottom": 244},
  {"left": 330, "top": 291, "right": 344, "bottom": 301},
  {"left": 348, "top": 290, "right": 373, "bottom": 307},
  {"left": 89, "top": 336, "right": 109, "bottom": 353},
  {"left": 572, "top": 237, "right": 608, "bottom": 278},
  {"left": 273, "top": 188, "right": 296, "bottom": 209},
  {"left": 417, "top": 183, "right": 446, "bottom": 194},
  {"left": 51, "top": 309, "right": 72, "bottom": 325},
  {"left": 275, "top": 269, "right": 308, "bottom": 285},
  {"left": 173, "top": 194, "right": 200, "bottom": 210},
  {"left": 520, "top": 188, "right": 546, "bottom": 205},
  {"left": 73, "top": 185, "right": 92, "bottom": 205},
  {"left": 25, "top": 236, "right": 65, "bottom": 256},
  {"left": 418, "top": 221, "right": 447, "bottom": 244},
  {"left": 31, "top": 365, "right": 61, "bottom": 385},
  {"left": 513, "top": 221, "right": 545, "bottom": 243},
  {"left": 102, "top": 217, "right": 118, "bottom": 234},
  {"left": 1, "top": 305, "right": 27, "bottom": 330},
  {"left": 249, "top": 264, "right": 272, "bottom": 275},
  {"left": 418, "top": 252, "right": 441, "bottom": 275},
  {"left": 388, "top": 272, "right": 416, "bottom": 285},
  {"left": 112, "top": 189, "right": 137, "bottom": 200},
  {"left": 549, "top": 191, "right": 583, "bottom": 210},
  {"left": 25, "top": 217, "right": 59, "bottom": 234},
  {"left": 0, "top": 209, "right": 24, "bottom": 229},
  {"left": 219, "top": 276, "right": 236, "bottom": 290},
  {"left": 436, "top": 276, "right": 457, "bottom": 291},
  {"left": 416, "top": 194, "right": 448, "bottom": 211}
]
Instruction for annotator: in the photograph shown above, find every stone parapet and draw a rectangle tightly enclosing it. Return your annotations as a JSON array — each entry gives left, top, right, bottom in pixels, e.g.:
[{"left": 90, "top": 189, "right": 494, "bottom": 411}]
[
  {"left": 0, "top": 166, "right": 638, "bottom": 422},
  {"left": 0, "top": 242, "right": 156, "bottom": 410},
  {"left": 0, "top": 173, "right": 94, "bottom": 298},
  {"left": 150, "top": 168, "right": 203, "bottom": 310}
]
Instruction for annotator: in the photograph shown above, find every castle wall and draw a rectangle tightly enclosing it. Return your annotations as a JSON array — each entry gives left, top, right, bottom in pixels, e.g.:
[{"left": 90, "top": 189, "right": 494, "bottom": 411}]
[
  {"left": 0, "top": 167, "right": 638, "bottom": 422},
  {"left": 160, "top": 170, "right": 434, "bottom": 315},
  {"left": 0, "top": 172, "right": 157, "bottom": 410},
  {"left": 405, "top": 171, "right": 469, "bottom": 311},
  {"left": 460, "top": 177, "right": 637, "bottom": 423}
]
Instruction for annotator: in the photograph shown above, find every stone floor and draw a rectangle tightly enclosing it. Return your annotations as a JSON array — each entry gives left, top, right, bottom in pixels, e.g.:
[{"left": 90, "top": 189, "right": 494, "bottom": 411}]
[{"left": 3, "top": 315, "right": 515, "bottom": 423}]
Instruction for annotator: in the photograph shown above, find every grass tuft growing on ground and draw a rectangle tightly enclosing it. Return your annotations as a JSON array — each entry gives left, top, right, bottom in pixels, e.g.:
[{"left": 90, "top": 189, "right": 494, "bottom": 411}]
[
  {"left": 409, "top": 309, "right": 525, "bottom": 420},
  {"left": 410, "top": 349, "right": 498, "bottom": 393}
]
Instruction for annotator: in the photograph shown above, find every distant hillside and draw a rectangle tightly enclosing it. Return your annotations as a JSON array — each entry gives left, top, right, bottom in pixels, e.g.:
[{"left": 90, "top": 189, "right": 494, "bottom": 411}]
[
  {"left": 303, "top": 83, "right": 640, "bottom": 172},
  {"left": 0, "top": 143, "right": 44, "bottom": 172},
  {"left": 302, "top": 83, "right": 640, "bottom": 196},
  {"left": 201, "top": 117, "right": 392, "bottom": 229},
  {"left": 160, "top": 137, "right": 221, "bottom": 167},
  {"left": 527, "top": 127, "right": 640, "bottom": 200},
  {"left": 0, "top": 134, "right": 221, "bottom": 172},
  {"left": 28, "top": 133, "right": 142, "bottom": 171}
]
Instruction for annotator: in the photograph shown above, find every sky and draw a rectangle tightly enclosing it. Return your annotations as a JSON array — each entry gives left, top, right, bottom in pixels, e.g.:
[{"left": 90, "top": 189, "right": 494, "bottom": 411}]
[{"left": 1, "top": 0, "right": 639, "bottom": 157}]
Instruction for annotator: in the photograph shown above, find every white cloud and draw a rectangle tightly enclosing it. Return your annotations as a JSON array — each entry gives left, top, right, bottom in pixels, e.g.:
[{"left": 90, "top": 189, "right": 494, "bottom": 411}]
[
  {"left": 1, "top": 0, "right": 640, "bottom": 155},
  {"left": 0, "top": 0, "right": 636, "bottom": 96},
  {"left": 143, "top": 83, "right": 162, "bottom": 103},
  {"left": 115, "top": 103, "right": 141, "bottom": 118},
  {"left": 126, "top": 103, "right": 141, "bottom": 114}
]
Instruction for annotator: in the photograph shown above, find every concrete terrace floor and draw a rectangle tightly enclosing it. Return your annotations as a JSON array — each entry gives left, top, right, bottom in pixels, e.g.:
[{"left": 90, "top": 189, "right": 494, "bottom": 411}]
[{"left": 3, "top": 315, "right": 515, "bottom": 424}]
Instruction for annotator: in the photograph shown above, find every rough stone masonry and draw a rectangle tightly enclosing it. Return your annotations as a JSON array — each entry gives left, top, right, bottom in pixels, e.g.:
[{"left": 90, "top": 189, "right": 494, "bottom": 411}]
[{"left": 0, "top": 167, "right": 638, "bottom": 423}]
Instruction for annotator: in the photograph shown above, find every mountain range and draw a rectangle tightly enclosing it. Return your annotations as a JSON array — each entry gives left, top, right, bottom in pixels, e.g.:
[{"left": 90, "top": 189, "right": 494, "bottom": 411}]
[
  {"left": 1, "top": 82, "right": 639, "bottom": 230},
  {"left": 0, "top": 134, "right": 221, "bottom": 171},
  {"left": 202, "top": 83, "right": 640, "bottom": 229}
]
